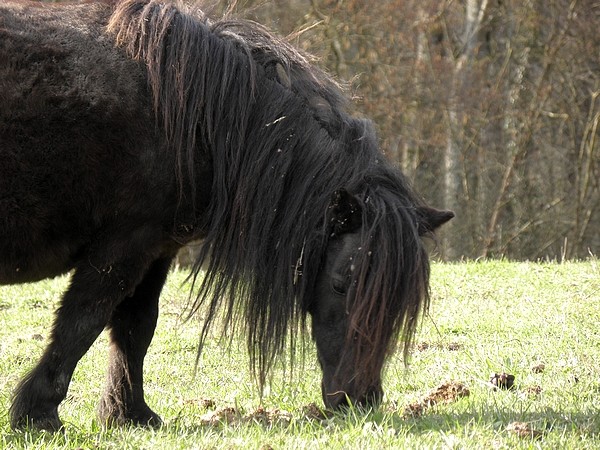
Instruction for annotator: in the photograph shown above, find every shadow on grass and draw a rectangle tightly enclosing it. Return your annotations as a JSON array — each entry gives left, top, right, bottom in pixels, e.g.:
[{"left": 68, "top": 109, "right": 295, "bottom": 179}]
[
  {"left": 393, "top": 408, "right": 600, "bottom": 438},
  {"left": 2, "top": 403, "right": 598, "bottom": 448}
]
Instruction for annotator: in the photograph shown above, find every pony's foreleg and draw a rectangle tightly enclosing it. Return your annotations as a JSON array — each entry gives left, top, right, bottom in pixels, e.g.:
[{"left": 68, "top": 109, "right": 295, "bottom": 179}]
[
  {"left": 98, "top": 257, "right": 173, "bottom": 427},
  {"left": 9, "top": 257, "right": 150, "bottom": 431}
]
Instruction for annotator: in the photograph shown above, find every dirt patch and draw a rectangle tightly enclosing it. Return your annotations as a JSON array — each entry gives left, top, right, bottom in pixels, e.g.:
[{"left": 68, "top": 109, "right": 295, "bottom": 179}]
[
  {"left": 416, "top": 342, "right": 463, "bottom": 352},
  {"left": 245, "top": 406, "right": 292, "bottom": 426},
  {"left": 302, "top": 402, "right": 333, "bottom": 421},
  {"left": 198, "top": 406, "right": 292, "bottom": 427},
  {"left": 531, "top": 363, "right": 545, "bottom": 373},
  {"left": 403, "top": 381, "right": 470, "bottom": 417},
  {"left": 506, "top": 421, "right": 543, "bottom": 440},
  {"left": 199, "top": 407, "right": 240, "bottom": 426},
  {"left": 524, "top": 385, "right": 542, "bottom": 396},
  {"left": 183, "top": 398, "right": 216, "bottom": 409}
]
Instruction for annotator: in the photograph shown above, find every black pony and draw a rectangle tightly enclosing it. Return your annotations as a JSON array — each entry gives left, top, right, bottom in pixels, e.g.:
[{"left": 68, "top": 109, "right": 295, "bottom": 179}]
[{"left": 0, "top": 0, "right": 453, "bottom": 430}]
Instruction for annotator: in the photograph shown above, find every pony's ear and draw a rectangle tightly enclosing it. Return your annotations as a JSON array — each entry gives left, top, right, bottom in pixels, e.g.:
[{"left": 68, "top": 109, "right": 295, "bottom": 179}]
[
  {"left": 327, "top": 189, "right": 363, "bottom": 235},
  {"left": 416, "top": 207, "right": 454, "bottom": 235}
]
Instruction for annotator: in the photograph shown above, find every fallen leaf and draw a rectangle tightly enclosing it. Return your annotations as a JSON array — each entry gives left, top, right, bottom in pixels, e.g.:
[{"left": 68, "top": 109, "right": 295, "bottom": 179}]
[
  {"left": 490, "top": 372, "right": 515, "bottom": 390},
  {"left": 531, "top": 363, "right": 545, "bottom": 374}
]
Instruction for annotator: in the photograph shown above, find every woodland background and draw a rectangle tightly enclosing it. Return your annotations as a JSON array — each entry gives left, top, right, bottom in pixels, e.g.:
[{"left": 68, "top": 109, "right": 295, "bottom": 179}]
[{"left": 46, "top": 0, "right": 600, "bottom": 260}]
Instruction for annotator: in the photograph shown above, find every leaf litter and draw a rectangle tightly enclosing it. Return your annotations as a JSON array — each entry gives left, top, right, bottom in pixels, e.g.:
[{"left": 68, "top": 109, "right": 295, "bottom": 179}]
[
  {"left": 402, "top": 381, "right": 470, "bottom": 418},
  {"left": 195, "top": 401, "right": 331, "bottom": 427}
]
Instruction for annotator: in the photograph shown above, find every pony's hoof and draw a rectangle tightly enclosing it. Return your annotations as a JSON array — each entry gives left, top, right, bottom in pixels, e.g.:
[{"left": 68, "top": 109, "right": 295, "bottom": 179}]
[
  {"left": 126, "top": 406, "right": 163, "bottom": 428},
  {"left": 11, "top": 410, "right": 63, "bottom": 432},
  {"left": 98, "top": 403, "right": 163, "bottom": 428},
  {"left": 135, "top": 411, "right": 163, "bottom": 428}
]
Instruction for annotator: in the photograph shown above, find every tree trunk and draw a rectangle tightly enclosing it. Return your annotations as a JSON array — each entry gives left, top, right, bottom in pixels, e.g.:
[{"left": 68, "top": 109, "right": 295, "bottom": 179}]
[{"left": 443, "top": 0, "right": 489, "bottom": 259}]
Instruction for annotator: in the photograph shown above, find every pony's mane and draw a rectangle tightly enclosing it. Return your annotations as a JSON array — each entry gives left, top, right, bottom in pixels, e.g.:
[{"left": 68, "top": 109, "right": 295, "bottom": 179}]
[{"left": 108, "top": 0, "right": 430, "bottom": 392}]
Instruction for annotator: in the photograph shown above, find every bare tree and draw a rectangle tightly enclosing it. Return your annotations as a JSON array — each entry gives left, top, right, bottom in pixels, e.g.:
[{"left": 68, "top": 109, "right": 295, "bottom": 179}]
[{"left": 49, "top": 0, "right": 600, "bottom": 260}]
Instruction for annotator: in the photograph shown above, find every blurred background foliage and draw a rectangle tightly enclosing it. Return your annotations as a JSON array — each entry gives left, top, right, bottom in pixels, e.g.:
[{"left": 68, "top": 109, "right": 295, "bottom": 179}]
[{"left": 39, "top": 1, "right": 600, "bottom": 260}]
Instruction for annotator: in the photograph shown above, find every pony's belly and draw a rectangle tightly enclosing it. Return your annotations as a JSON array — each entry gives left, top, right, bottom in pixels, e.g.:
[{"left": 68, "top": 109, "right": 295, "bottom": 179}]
[
  {"left": 0, "top": 244, "right": 75, "bottom": 285},
  {"left": 0, "top": 265, "right": 74, "bottom": 285}
]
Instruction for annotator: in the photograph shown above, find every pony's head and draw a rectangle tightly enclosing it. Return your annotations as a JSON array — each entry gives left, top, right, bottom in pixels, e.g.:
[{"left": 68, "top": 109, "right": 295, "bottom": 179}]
[{"left": 310, "top": 188, "right": 453, "bottom": 408}]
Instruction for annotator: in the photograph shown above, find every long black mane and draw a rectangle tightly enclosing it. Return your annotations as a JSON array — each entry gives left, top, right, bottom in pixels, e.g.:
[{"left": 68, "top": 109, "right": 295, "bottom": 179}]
[{"left": 109, "top": 0, "right": 430, "bottom": 391}]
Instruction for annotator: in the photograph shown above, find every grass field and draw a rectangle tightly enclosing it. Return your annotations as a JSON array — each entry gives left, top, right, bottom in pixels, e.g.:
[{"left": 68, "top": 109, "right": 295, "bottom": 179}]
[{"left": 1, "top": 261, "right": 599, "bottom": 449}]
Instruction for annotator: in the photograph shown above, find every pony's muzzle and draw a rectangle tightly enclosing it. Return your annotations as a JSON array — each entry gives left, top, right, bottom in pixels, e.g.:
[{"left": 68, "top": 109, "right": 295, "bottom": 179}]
[{"left": 322, "top": 382, "right": 383, "bottom": 410}]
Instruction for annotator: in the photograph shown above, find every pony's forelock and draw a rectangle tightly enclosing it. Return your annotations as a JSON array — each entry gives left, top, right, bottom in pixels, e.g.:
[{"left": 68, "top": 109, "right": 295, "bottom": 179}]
[{"left": 343, "top": 187, "right": 430, "bottom": 392}]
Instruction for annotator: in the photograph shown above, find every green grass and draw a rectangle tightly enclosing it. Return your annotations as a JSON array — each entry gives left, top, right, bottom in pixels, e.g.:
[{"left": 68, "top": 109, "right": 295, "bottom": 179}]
[{"left": 1, "top": 261, "right": 599, "bottom": 449}]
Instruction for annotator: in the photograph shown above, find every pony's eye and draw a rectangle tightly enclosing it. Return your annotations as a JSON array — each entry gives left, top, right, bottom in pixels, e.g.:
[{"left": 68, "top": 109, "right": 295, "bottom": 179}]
[{"left": 331, "top": 274, "right": 349, "bottom": 296}]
